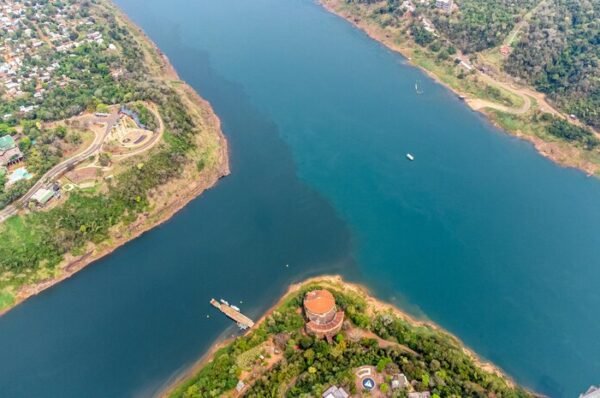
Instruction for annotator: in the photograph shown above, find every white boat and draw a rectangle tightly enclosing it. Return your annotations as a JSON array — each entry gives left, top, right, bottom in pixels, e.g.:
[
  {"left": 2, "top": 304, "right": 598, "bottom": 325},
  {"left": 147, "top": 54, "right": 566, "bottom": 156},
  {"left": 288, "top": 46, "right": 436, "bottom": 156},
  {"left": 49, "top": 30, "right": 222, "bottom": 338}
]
[
  {"left": 220, "top": 299, "right": 229, "bottom": 306},
  {"left": 406, "top": 153, "right": 415, "bottom": 161},
  {"left": 231, "top": 305, "right": 241, "bottom": 311},
  {"left": 415, "top": 80, "right": 424, "bottom": 95}
]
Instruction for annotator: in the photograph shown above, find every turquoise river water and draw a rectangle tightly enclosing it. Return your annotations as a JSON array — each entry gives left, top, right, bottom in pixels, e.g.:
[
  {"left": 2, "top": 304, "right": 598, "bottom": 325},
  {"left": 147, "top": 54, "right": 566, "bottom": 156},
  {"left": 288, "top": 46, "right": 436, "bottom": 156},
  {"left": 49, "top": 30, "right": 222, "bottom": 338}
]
[{"left": 0, "top": 0, "right": 599, "bottom": 397}]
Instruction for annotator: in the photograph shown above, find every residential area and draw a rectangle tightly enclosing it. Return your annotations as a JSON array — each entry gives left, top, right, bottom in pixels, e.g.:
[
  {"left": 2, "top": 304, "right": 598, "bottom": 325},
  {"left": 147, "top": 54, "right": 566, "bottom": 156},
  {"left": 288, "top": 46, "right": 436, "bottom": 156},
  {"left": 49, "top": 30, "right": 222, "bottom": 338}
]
[
  {"left": 0, "top": 0, "right": 162, "bottom": 219},
  {"left": 0, "top": 102, "right": 162, "bottom": 220},
  {"left": 0, "top": 0, "right": 108, "bottom": 106}
]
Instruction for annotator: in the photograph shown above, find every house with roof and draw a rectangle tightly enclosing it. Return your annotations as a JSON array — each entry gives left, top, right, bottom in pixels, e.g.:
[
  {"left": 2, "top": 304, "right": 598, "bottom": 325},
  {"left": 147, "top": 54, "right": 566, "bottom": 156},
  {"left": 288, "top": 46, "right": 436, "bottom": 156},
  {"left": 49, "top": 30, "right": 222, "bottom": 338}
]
[
  {"left": 436, "top": 0, "right": 453, "bottom": 11},
  {"left": 31, "top": 188, "right": 54, "bottom": 206},
  {"left": 391, "top": 373, "right": 409, "bottom": 389},
  {"left": 409, "top": 392, "right": 431, "bottom": 398},
  {"left": 303, "top": 289, "right": 345, "bottom": 341},
  {"left": 322, "top": 385, "right": 349, "bottom": 398},
  {"left": 0, "top": 135, "right": 23, "bottom": 167},
  {"left": 235, "top": 380, "right": 246, "bottom": 393}
]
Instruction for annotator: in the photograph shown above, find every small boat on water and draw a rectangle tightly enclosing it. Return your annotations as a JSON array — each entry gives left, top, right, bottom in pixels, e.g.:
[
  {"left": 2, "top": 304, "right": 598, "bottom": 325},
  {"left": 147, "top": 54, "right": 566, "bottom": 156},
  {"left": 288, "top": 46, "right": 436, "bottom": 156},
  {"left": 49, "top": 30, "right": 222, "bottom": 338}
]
[
  {"left": 220, "top": 299, "right": 229, "bottom": 306},
  {"left": 406, "top": 153, "right": 415, "bottom": 161},
  {"left": 415, "top": 80, "right": 424, "bottom": 95},
  {"left": 231, "top": 305, "right": 241, "bottom": 312}
]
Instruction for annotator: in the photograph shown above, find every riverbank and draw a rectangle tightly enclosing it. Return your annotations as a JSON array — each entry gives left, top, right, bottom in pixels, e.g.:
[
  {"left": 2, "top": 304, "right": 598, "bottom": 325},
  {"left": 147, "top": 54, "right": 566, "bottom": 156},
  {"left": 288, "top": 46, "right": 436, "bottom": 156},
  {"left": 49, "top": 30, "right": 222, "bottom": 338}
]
[
  {"left": 0, "top": 0, "right": 229, "bottom": 316},
  {"left": 318, "top": 0, "right": 600, "bottom": 176},
  {"left": 165, "top": 275, "right": 533, "bottom": 397}
]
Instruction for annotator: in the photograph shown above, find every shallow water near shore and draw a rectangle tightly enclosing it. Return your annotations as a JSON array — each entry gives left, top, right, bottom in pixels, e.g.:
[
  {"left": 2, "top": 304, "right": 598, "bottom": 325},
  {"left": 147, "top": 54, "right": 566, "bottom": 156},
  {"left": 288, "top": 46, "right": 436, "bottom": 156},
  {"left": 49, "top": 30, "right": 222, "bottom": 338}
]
[{"left": 1, "top": 0, "right": 600, "bottom": 397}]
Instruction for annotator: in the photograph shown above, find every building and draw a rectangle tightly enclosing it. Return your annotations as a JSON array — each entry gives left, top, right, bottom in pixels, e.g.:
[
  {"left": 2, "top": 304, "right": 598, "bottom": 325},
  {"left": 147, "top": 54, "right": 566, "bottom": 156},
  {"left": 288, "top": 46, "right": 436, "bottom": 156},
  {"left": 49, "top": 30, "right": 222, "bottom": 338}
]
[
  {"left": 31, "top": 188, "right": 54, "bottom": 206},
  {"left": 580, "top": 386, "right": 600, "bottom": 398},
  {"left": 303, "top": 289, "right": 345, "bottom": 340},
  {"left": 0, "top": 135, "right": 23, "bottom": 167},
  {"left": 235, "top": 380, "right": 246, "bottom": 393},
  {"left": 409, "top": 392, "right": 431, "bottom": 398},
  {"left": 391, "top": 373, "right": 409, "bottom": 389},
  {"left": 400, "top": 0, "right": 415, "bottom": 13},
  {"left": 420, "top": 18, "right": 437, "bottom": 35},
  {"left": 435, "top": 0, "right": 453, "bottom": 11},
  {"left": 322, "top": 385, "right": 349, "bottom": 398},
  {"left": 460, "top": 60, "right": 473, "bottom": 71}
]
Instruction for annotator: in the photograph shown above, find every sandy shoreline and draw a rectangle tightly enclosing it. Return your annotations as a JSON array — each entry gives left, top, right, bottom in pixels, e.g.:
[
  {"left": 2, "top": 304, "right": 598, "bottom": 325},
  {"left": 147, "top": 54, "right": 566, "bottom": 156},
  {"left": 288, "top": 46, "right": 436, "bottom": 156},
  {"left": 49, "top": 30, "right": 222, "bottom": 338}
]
[
  {"left": 317, "top": 0, "right": 599, "bottom": 176},
  {"left": 160, "top": 275, "right": 533, "bottom": 397},
  {"left": 0, "top": 2, "right": 230, "bottom": 317}
]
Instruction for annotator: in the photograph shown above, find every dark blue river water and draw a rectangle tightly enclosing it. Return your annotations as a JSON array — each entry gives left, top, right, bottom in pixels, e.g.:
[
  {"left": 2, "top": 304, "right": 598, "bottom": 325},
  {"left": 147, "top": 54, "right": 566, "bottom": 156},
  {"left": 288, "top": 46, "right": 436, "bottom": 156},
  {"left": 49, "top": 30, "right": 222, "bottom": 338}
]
[{"left": 1, "top": 0, "right": 599, "bottom": 397}]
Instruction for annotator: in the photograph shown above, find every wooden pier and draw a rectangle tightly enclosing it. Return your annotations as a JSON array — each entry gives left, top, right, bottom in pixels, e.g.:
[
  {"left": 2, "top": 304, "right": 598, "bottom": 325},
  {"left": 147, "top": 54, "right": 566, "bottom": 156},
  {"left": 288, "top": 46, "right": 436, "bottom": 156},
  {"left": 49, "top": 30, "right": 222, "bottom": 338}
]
[{"left": 210, "top": 299, "right": 255, "bottom": 329}]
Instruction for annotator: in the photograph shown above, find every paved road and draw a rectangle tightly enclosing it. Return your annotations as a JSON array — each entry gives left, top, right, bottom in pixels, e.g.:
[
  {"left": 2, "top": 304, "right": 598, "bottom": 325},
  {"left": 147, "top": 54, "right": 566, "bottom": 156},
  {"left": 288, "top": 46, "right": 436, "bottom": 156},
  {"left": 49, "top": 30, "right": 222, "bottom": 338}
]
[{"left": 0, "top": 110, "right": 119, "bottom": 223}]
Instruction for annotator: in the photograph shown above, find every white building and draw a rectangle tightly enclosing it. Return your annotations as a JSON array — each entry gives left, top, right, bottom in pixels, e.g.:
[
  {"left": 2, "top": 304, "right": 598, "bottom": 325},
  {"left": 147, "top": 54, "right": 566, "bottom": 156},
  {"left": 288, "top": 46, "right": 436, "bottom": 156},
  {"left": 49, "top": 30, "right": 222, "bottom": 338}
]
[
  {"left": 391, "top": 373, "right": 409, "bottom": 389},
  {"left": 436, "top": 0, "right": 453, "bottom": 11},
  {"left": 322, "top": 385, "right": 350, "bottom": 398},
  {"left": 409, "top": 392, "right": 431, "bottom": 398}
]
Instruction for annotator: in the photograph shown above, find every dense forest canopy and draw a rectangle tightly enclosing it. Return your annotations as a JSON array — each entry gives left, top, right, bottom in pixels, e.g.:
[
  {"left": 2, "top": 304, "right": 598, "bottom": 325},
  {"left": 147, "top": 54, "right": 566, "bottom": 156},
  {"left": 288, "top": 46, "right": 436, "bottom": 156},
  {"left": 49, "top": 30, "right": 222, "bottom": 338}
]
[
  {"left": 505, "top": 0, "right": 600, "bottom": 128},
  {"left": 431, "top": 0, "right": 537, "bottom": 53},
  {"left": 344, "top": 0, "right": 599, "bottom": 130}
]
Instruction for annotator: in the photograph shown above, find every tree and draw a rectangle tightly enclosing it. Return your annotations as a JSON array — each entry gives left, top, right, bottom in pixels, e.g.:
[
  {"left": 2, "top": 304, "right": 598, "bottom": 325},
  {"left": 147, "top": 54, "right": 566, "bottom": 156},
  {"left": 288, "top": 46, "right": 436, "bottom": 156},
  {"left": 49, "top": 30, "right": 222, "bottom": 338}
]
[
  {"left": 19, "top": 136, "right": 32, "bottom": 151},
  {"left": 96, "top": 103, "right": 110, "bottom": 114},
  {"left": 380, "top": 382, "right": 390, "bottom": 393},
  {"left": 98, "top": 152, "right": 111, "bottom": 167}
]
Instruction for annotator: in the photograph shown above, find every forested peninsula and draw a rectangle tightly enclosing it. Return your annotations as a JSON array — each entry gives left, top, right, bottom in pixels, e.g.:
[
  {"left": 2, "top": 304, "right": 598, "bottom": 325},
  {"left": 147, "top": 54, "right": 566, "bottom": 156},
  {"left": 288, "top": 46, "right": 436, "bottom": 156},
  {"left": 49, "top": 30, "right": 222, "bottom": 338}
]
[
  {"left": 167, "top": 276, "right": 534, "bottom": 398},
  {"left": 0, "top": 0, "right": 228, "bottom": 313},
  {"left": 321, "top": 0, "right": 600, "bottom": 175}
]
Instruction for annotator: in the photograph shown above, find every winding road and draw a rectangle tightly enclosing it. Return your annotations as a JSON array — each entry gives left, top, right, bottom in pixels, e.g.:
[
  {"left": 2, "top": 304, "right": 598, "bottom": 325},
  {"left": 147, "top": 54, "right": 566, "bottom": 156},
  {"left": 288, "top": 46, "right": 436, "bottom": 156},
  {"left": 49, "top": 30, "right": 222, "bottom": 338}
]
[
  {"left": 0, "top": 110, "right": 120, "bottom": 223},
  {"left": 111, "top": 103, "right": 164, "bottom": 161}
]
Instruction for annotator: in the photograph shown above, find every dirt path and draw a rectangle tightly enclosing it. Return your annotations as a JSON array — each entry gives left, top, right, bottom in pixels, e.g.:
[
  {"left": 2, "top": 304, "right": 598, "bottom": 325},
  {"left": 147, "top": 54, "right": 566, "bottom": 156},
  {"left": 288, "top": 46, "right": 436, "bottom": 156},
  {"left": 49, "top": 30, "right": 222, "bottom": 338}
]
[
  {"left": 347, "top": 325, "right": 418, "bottom": 356},
  {"left": 319, "top": 0, "right": 598, "bottom": 137},
  {"left": 473, "top": 68, "right": 600, "bottom": 136},
  {"left": 503, "top": 0, "right": 547, "bottom": 46}
]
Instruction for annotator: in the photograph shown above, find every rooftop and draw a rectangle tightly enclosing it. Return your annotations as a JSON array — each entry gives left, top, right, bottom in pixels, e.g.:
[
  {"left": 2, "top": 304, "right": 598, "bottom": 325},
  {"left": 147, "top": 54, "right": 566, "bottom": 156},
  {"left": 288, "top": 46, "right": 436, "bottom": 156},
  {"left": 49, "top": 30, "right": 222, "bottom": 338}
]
[
  {"left": 408, "top": 392, "right": 431, "bottom": 398},
  {"left": 0, "top": 134, "right": 16, "bottom": 151},
  {"left": 304, "top": 289, "right": 336, "bottom": 314},
  {"left": 322, "top": 385, "right": 349, "bottom": 398},
  {"left": 31, "top": 188, "right": 54, "bottom": 205}
]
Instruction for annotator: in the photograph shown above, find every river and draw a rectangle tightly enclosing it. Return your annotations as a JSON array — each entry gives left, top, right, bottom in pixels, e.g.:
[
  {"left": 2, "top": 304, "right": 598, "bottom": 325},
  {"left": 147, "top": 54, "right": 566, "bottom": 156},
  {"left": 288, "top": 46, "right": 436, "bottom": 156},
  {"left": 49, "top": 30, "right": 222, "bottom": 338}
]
[{"left": 1, "top": 0, "right": 599, "bottom": 397}]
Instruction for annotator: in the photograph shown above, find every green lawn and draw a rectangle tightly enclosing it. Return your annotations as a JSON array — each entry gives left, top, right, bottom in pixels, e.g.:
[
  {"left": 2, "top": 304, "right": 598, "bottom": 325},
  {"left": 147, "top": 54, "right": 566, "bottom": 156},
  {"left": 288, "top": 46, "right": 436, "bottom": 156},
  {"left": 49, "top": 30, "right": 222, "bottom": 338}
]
[{"left": 0, "top": 290, "right": 15, "bottom": 310}]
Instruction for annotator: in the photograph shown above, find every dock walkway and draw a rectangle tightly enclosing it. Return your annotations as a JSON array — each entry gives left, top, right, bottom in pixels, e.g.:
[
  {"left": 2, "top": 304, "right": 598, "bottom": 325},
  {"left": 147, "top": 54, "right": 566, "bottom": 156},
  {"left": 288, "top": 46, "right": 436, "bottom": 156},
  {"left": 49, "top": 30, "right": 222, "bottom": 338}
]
[{"left": 210, "top": 299, "right": 255, "bottom": 329}]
